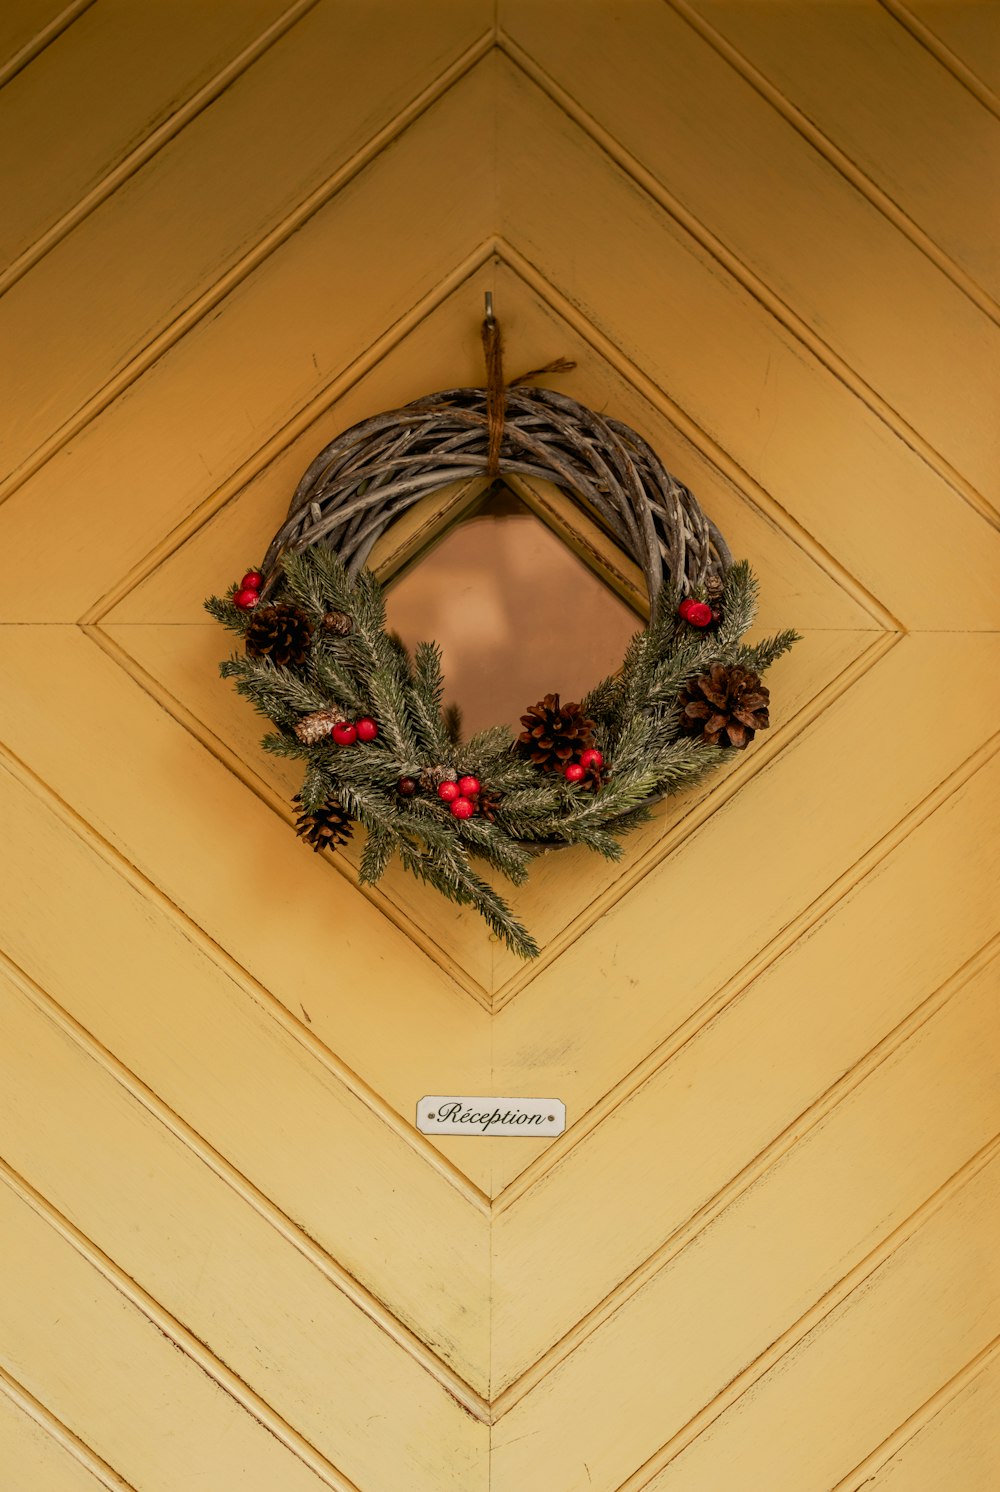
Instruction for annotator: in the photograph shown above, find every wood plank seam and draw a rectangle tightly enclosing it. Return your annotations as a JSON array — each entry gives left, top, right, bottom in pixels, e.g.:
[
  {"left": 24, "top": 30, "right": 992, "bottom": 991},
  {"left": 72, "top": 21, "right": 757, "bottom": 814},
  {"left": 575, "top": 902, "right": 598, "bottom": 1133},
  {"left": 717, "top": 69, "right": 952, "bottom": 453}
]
[
  {"left": 664, "top": 0, "right": 1000, "bottom": 323},
  {"left": 829, "top": 1333, "right": 1000, "bottom": 1492},
  {"left": 489, "top": 934, "right": 1000, "bottom": 1414},
  {"left": 612, "top": 1133, "right": 1000, "bottom": 1492},
  {"left": 497, "top": 41, "right": 1000, "bottom": 529},
  {"left": 0, "top": 944, "right": 493, "bottom": 1422},
  {"left": 496, "top": 245, "right": 907, "bottom": 631},
  {"left": 0, "top": 0, "right": 320, "bottom": 294},
  {"left": 878, "top": 0, "right": 1000, "bottom": 121},
  {"left": 84, "top": 621, "right": 495, "bottom": 1010},
  {"left": 0, "top": 735, "right": 492, "bottom": 1215},
  {"left": 0, "top": 1362, "right": 134, "bottom": 1491},
  {"left": 0, "top": 1159, "right": 364, "bottom": 1492},
  {"left": 494, "top": 723, "right": 1000, "bottom": 1192},
  {"left": 0, "top": 0, "right": 95, "bottom": 91},
  {"left": 76, "top": 238, "right": 498, "bottom": 625},
  {"left": 491, "top": 632, "right": 901, "bottom": 1010},
  {"left": 0, "top": 35, "right": 495, "bottom": 507}
]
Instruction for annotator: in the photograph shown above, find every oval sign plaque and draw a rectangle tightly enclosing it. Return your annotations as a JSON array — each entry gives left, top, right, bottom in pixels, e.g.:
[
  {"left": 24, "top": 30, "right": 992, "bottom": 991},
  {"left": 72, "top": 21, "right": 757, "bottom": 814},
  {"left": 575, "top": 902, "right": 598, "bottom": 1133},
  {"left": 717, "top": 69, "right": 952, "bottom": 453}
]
[{"left": 417, "top": 1095, "right": 566, "bottom": 1137}]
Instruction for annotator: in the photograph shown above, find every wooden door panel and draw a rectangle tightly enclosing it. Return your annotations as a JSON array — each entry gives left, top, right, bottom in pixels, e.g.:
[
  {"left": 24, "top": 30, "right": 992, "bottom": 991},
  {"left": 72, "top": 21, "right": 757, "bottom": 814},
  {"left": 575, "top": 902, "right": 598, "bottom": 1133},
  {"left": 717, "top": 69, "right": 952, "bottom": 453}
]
[
  {"left": 684, "top": 0, "right": 1000, "bottom": 304},
  {"left": 0, "top": 1374, "right": 129, "bottom": 1492},
  {"left": 1, "top": 3, "right": 996, "bottom": 1487},
  {"left": 500, "top": 6, "right": 1000, "bottom": 502}
]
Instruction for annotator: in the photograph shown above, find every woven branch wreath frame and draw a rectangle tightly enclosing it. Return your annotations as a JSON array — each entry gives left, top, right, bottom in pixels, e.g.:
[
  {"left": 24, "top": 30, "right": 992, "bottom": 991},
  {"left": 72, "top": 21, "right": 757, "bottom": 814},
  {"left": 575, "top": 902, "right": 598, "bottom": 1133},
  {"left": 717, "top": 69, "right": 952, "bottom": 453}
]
[
  {"left": 259, "top": 382, "right": 732, "bottom": 605},
  {"left": 207, "top": 315, "right": 797, "bottom": 959}
]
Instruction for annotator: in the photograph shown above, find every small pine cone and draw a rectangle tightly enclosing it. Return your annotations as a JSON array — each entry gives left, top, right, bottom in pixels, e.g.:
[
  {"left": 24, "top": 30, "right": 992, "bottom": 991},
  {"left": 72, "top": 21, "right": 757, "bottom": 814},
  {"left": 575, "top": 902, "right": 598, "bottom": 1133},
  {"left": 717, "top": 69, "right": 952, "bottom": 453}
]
[
  {"left": 578, "top": 762, "right": 609, "bottom": 793},
  {"left": 246, "top": 603, "right": 314, "bottom": 667},
  {"left": 678, "top": 663, "right": 770, "bottom": 750},
  {"left": 419, "top": 765, "right": 457, "bottom": 793},
  {"left": 518, "top": 693, "right": 595, "bottom": 772},
  {"left": 293, "top": 794, "right": 353, "bottom": 852},
  {"left": 476, "top": 789, "right": 503, "bottom": 822},
  {"left": 294, "top": 708, "right": 342, "bottom": 745},
  {"left": 704, "top": 574, "right": 724, "bottom": 602},
  {"left": 321, "top": 610, "right": 353, "bottom": 636}
]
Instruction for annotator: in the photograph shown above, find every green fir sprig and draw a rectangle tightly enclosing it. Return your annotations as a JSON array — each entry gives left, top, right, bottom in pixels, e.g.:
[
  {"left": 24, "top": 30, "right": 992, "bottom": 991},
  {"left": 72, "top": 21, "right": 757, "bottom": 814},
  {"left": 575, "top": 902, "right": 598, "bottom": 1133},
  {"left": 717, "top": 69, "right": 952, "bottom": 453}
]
[{"left": 206, "top": 545, "right": 797, "bottom": 957}]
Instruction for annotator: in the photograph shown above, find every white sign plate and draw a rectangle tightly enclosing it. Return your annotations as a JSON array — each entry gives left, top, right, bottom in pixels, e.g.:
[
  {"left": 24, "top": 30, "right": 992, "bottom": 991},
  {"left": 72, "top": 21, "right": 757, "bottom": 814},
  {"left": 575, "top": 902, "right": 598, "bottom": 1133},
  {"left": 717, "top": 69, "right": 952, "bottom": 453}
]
[{"left": 417, "top": 1095, "right": 566, "bottom": 1137}]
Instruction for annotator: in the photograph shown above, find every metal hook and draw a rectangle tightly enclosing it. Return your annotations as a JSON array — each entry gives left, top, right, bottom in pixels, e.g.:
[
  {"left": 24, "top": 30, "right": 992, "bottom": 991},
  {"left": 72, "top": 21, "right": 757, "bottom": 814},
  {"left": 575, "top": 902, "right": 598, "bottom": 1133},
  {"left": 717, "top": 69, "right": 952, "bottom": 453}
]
[{"left": 484, "top": 290, "right": 495, "bottom": 326}]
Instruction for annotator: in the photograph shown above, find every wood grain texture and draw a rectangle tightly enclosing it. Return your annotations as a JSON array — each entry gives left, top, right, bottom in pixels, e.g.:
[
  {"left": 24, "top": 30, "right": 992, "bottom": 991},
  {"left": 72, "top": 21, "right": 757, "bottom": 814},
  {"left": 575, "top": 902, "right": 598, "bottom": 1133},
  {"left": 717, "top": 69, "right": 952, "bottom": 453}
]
[
  {"left": 686, "top": 0, "right": 1000, "bottom": 303},
  {"left": 852, "top": 1349, "right": 1000, "bottom": 1492},
  {"left": 0, "top": 1379, "right": 121, "bottom": 1492},
  {"left": 0, "top": 1172, "right": 346, "bottom": 1492},
  {"left": 0, "top": 0, "right": 299, "bottom": 271},
  {"left": 0, "top": 16, "right": 492, "bottom": 492},
  {"left": 1, "top": 7, "right": 997, "bottom": 1488},
  {"left": 499, "top": 12, "right": 1000, "bottom": 509},
  {"left": 904, "top": 0, "right": 1000, "bottom": 98},
  {"left": 492, "top": 778, "right": 1000, "bottom": 1384},
  {"left": 492, "top": 985, "right": 1000, "bottom": 1487},
  {"left": 0, "top": 741, "right": 492, "bottom": 1392},
  {"left": 636, "top": 1148, "right": 1000, "bottom": 1492},
  {"left": 0, "top": 0, "right": 92, "bottom": 83},
  {"left": 0, "top": 966, "right": 488, "bottom": 1489}
]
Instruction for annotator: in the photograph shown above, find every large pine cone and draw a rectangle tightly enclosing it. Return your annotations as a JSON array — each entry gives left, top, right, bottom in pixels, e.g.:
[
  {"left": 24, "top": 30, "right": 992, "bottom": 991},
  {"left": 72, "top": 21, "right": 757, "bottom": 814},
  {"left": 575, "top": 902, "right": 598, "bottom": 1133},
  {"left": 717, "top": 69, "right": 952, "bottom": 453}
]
[
  {"left": 246, "top": 603, "right": 314, "bottom": 667},
  {"left": 293, "top": 794, "right": 353, "bottom": 852},
  {"left": 518, "top": 693, "right": 596, "bottom": 772},
  {"left": 678, "top": 664, "right": 770, "bottom": 749}
]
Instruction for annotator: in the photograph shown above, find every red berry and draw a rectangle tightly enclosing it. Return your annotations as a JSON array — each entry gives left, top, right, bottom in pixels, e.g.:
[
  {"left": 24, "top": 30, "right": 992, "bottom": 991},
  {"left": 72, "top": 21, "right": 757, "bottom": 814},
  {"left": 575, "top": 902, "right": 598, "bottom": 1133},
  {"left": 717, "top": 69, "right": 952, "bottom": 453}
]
[
  {"left": 450, "top": 796, "right": 475, "bottom": 819},
  {"left": 564, "top": 763, "right": 586, "bottom": 783},
  {"left": 437, "top": 780, "right": 460, "bottom": 802},
  {"left": 397, "top": 776, "right": 417, "bottom": 796},
  {"left": 331, "top": 721, "right": 357, "bottom": 746},
  {"left": 240, "top": 570, "right": 264, "bottom": 591},
  {"left": 355, "top": 717, "right": 379, "bottom": 742},
  {"left": 679, "top": 598, "right": 713, "bottom": 627},
  {"left": 457, "top": 775, "right": 481, "bottom": 797},
  {"left": 579, "top": 749, "right": 603, "bottom": 770},
  {"left": 234, "top": 587, "right": 260, "bottom": 610}
]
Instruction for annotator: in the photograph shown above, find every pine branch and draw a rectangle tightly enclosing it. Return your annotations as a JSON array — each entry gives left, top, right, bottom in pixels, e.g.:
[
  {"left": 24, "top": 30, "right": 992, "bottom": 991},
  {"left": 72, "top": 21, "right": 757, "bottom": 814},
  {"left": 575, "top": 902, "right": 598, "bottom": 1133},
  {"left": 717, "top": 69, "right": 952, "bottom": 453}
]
[
  {"left": 204, "top": 592, "right": 253, "bottom": 637},
  {"left": 220, "top": 654, "right": 328, "bottom": 723},
  {"left": 408, "top": 641, "right": 452, "bottom": 757},
  {"left": 359, "top": 826, "right": 394, "bottom": 885},
  {"left": 734, "top": 629, "right": 801, "bottom": 674},
  {"left": 716, "top": 560, "right": 758, "bottom": 647}
]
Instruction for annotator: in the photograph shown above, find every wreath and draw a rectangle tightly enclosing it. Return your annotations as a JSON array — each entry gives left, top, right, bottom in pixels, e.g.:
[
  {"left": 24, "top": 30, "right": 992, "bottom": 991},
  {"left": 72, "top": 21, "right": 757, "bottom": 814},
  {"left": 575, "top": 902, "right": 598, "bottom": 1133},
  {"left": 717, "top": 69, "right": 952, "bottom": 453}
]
[{"left": 206, "top": 313, "right": 797, "bottom": 958}]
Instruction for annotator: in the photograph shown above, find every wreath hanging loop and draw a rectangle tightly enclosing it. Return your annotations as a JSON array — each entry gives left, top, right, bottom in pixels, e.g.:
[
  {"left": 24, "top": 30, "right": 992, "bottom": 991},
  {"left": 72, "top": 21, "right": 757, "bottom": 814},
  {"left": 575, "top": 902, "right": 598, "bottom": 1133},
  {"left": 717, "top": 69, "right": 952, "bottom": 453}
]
[
  {"left": 208, "top": 307, "right": 798, "bottom": 959},
  {"left": 258, "top": 307, "right": 731, "bottom": 610}
]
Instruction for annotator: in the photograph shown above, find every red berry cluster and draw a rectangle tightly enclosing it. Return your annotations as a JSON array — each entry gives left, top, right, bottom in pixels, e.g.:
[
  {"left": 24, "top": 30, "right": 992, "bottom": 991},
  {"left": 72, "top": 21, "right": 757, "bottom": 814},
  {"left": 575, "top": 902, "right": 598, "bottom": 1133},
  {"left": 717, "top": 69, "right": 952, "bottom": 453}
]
[
  {"left": 678, "top": 597, "right": 715, "bottom": 628},
  {"left": 564, "top": 747, "right": 603, "bottom": 785},
  {"left": 233, "top": 569, "right": 264, "bottom": 609},
  {"left": 331, "top": 717, "right": 379, "bottom": 746},
  {"left": 438, "top": 775, "right": 481, "bottom": 819}
]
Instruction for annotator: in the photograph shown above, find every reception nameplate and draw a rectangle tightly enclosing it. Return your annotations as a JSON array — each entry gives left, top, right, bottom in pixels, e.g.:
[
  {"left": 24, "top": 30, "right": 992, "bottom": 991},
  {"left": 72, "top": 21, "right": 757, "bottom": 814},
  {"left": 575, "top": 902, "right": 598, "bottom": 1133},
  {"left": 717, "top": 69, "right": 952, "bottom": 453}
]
[{"left": 416, "top": 1095, "right": 566, "bottom": 1137}]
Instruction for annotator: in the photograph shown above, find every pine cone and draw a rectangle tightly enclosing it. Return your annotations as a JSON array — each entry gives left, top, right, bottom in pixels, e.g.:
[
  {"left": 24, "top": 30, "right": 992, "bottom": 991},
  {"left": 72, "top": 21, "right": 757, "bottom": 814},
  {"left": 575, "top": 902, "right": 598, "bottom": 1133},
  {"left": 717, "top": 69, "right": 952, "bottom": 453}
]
[
  {"left": 518, "top": 693, "right": 595, "bottom": 772},
  {"left": 678, "top": 663, "right": 770, "bottom": 749},
  {"left": 246, "top": 603, "right": 314, "bottom": 667},
  {"left": 476, "top": 789, "right": 504, "bottom": 822},
  {"left": 293, "top": 707, "right": 341, "bottom": 745},
  {"left": 419, "top": 766, "right": 456, "bottom": 793},
  {"left": 321, "top": 610, "right": 353, "bottom": 636},
  {"left": 293, "top": 794, "right": 353, "bottom": 852},
  {"left": 578, "top": 761, "right": 609, "bottom": 793}
]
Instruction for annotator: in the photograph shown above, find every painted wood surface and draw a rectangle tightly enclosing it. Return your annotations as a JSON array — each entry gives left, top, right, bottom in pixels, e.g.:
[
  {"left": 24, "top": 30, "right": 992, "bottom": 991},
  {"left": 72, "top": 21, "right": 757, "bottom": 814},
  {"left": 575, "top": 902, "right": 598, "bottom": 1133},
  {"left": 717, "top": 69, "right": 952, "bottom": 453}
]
[{"left": 0, "top": 2, "right": 997, "bottom": 1487}]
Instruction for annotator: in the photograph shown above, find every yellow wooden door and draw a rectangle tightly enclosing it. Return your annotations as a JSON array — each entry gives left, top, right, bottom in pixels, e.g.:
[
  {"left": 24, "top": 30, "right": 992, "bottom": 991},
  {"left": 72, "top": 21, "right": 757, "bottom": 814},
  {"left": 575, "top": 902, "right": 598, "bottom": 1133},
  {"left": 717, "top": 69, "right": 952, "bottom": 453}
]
[{"left": 1, "top": 3, "right": 998, "bottom": 1488}]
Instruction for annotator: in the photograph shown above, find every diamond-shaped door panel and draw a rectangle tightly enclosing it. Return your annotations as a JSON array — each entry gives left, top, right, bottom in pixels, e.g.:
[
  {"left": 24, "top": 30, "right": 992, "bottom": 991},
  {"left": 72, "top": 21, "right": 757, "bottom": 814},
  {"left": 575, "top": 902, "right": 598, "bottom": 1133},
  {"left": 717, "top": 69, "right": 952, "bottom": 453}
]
[{"left": 384, "top": 483, "right": 642, "bottom": 738}]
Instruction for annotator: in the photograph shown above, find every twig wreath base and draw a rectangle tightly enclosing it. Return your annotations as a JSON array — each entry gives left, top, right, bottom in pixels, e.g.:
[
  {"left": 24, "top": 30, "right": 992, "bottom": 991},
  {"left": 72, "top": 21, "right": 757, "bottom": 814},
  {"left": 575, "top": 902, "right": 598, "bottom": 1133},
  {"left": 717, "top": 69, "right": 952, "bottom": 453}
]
[{"left": 207, "top": 327, "right": 797, "bottom": 958}]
